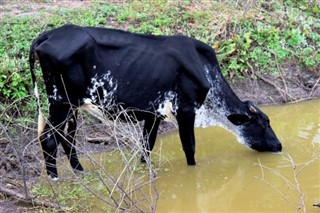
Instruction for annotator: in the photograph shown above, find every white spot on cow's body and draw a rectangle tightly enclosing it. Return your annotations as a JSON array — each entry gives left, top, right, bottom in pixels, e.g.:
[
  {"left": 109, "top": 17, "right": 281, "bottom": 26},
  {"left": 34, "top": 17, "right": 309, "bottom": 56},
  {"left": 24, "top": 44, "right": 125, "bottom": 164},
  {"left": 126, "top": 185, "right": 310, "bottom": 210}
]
[
  {"left": 155, "top": 91, "right": 178, "bottom": 127},
  {"left": 87, "top": 71, "right": 117, "bottom": 107},
  {"left": 53, "top": 85, "right": 58, "bottom": 96},
  {"left": 157, "top": 101, "right": 178, "bottom": 127},
  {"left": 48, "top": 85, "right": 62, "bottom": 101}
]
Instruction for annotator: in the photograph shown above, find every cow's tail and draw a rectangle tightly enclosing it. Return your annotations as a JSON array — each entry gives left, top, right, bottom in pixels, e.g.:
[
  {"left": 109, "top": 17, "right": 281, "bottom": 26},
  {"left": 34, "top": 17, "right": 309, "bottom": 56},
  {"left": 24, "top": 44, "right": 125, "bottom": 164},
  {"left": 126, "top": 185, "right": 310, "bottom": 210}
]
[{"left": 29, "top": 40, "right": 46, "bottom": 139}]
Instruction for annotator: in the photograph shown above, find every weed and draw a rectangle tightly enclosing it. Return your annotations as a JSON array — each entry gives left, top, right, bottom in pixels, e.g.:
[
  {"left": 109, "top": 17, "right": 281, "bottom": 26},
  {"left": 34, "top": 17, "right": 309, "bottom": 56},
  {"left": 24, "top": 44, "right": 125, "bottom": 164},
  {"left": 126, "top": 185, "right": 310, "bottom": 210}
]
[
  {"left": 1, "top": 0, "right": 319, "bottom": 102},
  {"left": 31, "top": 180, "right": 93, "bottom": 212}
]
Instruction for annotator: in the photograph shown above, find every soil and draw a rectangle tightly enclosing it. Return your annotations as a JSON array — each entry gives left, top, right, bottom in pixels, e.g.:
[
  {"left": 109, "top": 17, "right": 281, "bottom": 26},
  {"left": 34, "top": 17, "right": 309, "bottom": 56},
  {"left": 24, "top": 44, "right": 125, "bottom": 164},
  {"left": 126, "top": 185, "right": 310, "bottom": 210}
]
[
  {"left": 1, "top": 1, "right": 320, "bottom": 212},
  {"left": 0, "top": 0, "right": 92, "bottom": 19},
  {"left": 233, "top": 66, "right": 320, "bottom": 105}
]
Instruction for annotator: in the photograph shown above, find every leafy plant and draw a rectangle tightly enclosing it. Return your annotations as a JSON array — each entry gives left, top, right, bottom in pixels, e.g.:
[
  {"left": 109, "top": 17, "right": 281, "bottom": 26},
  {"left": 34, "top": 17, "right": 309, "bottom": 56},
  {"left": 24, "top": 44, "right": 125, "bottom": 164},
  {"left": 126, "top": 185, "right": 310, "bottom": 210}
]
[{"left": 0, "top": 0, "right": 319, "bottom": 109}]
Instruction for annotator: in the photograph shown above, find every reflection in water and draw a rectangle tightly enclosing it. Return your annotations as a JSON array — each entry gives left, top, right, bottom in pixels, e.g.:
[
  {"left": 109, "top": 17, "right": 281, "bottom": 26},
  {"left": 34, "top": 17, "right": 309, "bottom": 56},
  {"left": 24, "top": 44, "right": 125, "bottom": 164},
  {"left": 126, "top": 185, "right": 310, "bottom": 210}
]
[{"left": 155, "top": 100, "right": 320, "bottom": 212}]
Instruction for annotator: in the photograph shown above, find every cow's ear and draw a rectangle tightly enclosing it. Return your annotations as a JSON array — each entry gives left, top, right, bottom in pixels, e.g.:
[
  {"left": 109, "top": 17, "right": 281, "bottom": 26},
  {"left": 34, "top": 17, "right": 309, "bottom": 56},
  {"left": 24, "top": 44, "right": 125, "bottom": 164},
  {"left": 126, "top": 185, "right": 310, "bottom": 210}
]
[{"left": 227, "top": 114, "right": 251, "bottom": 126}]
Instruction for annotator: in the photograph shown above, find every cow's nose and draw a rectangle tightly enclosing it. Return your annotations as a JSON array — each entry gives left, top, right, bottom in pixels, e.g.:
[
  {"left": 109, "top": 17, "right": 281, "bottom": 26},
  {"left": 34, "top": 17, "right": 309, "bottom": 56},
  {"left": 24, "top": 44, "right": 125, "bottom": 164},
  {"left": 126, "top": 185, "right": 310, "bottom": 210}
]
[{"left": 276, "top": 142, "right": 282, "bottom": 152}]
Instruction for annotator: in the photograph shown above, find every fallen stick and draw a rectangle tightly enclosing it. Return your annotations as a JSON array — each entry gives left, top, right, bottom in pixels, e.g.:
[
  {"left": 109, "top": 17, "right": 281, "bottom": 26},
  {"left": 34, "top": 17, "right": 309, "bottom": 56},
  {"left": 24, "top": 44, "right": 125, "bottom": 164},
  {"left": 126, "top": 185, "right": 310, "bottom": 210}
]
[
  {"left": 86, "top": 136, "right": 111, "bottom": 144},
  {"left": 0, "top": 185, "right": 64, "bottom": 211}
]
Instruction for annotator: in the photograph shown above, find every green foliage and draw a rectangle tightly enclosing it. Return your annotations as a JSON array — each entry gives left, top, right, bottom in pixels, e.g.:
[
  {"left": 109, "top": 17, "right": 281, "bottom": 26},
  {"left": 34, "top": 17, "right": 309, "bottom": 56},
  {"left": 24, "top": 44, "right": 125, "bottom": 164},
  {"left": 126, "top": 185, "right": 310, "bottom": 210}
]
[
  {"left": 31, "top": 178, "right": 93, "bottom": 212},
  {"left": 284, "top": 0, "right": 320, "bottom": 16},
  {"left": 215, "top": 6, "right": 320, "bottom": 77},
  {"left": 0, "top": 17, "right": 37, "bottom": 99},
  {"left": 0, "top": 0, "right": 319, "bottom": 103}
]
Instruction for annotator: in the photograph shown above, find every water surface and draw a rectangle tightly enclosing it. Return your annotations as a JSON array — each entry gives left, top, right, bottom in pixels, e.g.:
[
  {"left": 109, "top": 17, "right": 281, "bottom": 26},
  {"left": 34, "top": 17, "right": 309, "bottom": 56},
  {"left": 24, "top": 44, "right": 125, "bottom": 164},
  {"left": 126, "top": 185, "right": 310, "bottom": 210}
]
[
  {"left": 154, "top": 100, "right": 319, "bottom": 212},
  {"left": 65, "top": 100, "right": 319, "bottom": 212}
]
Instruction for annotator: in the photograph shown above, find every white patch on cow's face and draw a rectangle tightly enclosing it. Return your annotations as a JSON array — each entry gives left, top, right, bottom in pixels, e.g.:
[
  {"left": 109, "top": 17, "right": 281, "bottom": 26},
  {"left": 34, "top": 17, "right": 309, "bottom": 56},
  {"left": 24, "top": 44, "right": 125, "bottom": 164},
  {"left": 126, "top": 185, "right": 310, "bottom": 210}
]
[
  {"left": 156, "top": 91, "right": 178, "bottom": 127},
  {"left": 87, "top": 71, "right": 117, "bottom": 108}
]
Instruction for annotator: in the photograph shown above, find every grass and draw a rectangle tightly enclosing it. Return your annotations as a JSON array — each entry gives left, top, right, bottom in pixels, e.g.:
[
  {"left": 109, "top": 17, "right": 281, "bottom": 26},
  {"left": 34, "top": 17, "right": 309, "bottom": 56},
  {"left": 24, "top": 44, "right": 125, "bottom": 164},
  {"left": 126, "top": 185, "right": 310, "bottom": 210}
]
[
  {"left": 0, "top": 0, "right": 319, "bottom": 102},
  {"left": 1, "top": 0, "right": 320, "bottom": 103}
]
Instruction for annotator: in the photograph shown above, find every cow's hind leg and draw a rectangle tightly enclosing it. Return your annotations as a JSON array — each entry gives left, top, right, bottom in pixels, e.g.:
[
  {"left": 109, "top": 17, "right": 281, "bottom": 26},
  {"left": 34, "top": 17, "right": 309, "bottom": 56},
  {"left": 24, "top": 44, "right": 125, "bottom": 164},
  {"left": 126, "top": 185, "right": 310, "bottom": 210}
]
[
  {"left": 39, "top": 104, "right": 71, "bottom": 179},
  {"left": 141, "top": 117, "right": 160, "bottom": 163},
  {"left": 60, "top": 109, "right": 84, "bottom": 174},
  {"left": 177, "top": 107, "right": 196, "bottom": 165}
]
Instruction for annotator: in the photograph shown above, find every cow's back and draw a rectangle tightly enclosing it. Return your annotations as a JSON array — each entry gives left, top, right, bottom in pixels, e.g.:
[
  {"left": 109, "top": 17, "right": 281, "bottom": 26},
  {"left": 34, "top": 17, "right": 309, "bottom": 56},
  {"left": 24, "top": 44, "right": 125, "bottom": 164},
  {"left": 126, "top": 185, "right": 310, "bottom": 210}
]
[{"left": 33, "top": 25, "right": 210, "bottom": 115}]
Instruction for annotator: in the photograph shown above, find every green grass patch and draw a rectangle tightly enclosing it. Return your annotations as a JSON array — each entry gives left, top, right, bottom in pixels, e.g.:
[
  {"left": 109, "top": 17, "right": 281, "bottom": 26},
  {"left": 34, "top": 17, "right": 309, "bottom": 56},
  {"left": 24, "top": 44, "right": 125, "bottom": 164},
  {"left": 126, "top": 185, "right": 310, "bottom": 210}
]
[{"left": 0, "top": 0, "right": 319, "bottom": 105}]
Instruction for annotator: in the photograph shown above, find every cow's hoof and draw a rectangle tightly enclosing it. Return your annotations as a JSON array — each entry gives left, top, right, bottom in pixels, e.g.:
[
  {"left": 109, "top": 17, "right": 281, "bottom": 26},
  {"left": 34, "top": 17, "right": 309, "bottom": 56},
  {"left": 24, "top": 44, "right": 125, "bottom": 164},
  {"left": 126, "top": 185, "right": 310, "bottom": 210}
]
[
  {"left": 48, "top": 175, "right": 59, "bottom": 181},
  {"left": 187, "top": 159, "right": 196, "bottom": 166},
  {"left": 74, "top": 169, "right": 85, "bottom": 177}
]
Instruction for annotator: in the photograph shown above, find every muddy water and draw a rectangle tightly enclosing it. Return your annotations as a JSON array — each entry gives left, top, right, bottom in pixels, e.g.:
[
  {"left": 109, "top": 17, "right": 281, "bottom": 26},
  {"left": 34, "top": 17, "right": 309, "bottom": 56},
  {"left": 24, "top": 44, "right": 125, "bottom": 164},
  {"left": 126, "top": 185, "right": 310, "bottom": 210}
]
[
  {"left": 72, "top": 100, "right": 319, "bottom": 212},
  {"left": 154, "top": 100, "right": 320, "bottom": 212}
]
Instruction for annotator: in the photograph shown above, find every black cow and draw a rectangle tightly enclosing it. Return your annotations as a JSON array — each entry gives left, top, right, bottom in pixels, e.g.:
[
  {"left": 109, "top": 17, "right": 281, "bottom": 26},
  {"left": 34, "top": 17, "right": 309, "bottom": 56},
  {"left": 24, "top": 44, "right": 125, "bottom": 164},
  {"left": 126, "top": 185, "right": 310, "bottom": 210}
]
[{"left": 29, "top": 24, "right": 282, "bottom": 180}]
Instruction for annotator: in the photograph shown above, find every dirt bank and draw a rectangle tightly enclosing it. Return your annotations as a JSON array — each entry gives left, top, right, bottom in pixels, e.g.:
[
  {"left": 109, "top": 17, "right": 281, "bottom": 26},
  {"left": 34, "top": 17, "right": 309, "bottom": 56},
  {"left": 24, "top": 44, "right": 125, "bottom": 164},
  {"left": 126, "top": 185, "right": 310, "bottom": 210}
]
[{"left": 233, "top": 66, "right": 320, "bottom": 105}]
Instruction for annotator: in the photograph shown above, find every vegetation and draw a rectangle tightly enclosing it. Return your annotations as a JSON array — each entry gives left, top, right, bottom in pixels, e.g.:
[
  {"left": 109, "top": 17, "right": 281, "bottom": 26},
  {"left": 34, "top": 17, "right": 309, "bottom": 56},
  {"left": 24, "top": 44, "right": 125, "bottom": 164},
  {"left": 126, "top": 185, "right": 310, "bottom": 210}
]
[{"left": 0, "top": 0, "right": 319, "bottom": 103}]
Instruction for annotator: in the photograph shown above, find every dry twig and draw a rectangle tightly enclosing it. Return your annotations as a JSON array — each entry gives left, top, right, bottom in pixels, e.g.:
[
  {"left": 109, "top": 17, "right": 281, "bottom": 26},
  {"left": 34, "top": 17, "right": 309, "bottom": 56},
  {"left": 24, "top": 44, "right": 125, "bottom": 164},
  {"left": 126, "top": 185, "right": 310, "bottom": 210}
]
[
  {"left": 285, "top": 155, "right": 306, "bottom": 213},
  {"left": 255, "top": 154, "right": 320, "bottom": 212},
  {"left": 309, "top": 76, "right": 320, "bottom": 98}
]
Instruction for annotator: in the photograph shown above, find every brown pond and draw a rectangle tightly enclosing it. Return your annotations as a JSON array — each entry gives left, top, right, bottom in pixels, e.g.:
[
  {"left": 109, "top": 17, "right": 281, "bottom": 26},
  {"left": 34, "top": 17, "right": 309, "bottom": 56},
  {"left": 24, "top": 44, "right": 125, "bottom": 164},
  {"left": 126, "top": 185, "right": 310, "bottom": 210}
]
[
  {"left": 154, "top": 100, "right": 320, "bottom": 212},
  {"left": 58, "top": 100, "right": 319, "bottom": 212}
]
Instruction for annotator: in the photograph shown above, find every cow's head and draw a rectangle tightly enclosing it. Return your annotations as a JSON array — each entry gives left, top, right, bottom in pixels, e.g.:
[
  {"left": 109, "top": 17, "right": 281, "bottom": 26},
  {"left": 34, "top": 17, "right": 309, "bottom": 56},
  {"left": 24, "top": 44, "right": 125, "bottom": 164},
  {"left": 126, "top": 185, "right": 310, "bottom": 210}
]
[{"left": 227, "top": 101, "right": 282, "bottom": 152}]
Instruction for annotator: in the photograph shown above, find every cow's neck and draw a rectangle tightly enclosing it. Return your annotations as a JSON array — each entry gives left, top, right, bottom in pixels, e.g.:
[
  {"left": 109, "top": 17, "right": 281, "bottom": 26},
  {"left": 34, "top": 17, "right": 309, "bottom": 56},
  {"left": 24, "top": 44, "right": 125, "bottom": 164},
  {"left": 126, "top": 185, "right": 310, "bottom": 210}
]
[{"left": 194, "top": 65, "right": 246, "bottom": 144}]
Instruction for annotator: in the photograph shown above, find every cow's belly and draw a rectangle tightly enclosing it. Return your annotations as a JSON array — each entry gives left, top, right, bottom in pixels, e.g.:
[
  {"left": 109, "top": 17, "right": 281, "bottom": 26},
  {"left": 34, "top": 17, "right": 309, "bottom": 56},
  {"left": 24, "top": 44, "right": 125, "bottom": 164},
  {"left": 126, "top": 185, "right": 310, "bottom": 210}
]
[{"left": 80, "top": 98, "right": 178, "bottom": 127}]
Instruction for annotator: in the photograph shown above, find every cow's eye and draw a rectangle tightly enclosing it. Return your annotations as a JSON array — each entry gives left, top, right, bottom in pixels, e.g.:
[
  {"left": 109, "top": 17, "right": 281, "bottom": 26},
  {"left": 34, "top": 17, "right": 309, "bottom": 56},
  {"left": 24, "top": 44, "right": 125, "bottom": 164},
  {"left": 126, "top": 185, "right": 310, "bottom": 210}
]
[{"left": 263, "top": 120, "right": 270, "bottom": 128}]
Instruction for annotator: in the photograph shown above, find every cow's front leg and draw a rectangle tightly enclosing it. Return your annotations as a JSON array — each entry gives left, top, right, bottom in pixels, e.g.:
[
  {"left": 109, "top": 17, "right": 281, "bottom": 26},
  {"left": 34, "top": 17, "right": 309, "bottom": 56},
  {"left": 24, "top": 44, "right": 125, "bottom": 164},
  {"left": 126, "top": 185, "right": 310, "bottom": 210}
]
[
  {"left": 177, "top": 107, "right": 196, "bottom": 165},
  {"left": 141, "top": 117, "right": 160, "bottom": 163}
]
